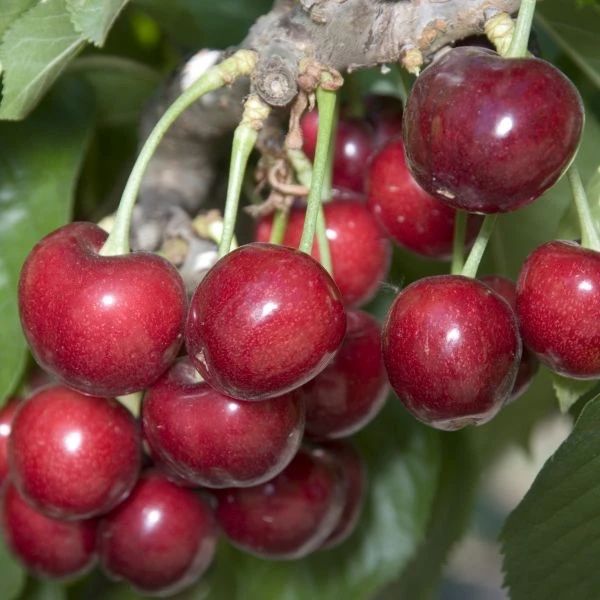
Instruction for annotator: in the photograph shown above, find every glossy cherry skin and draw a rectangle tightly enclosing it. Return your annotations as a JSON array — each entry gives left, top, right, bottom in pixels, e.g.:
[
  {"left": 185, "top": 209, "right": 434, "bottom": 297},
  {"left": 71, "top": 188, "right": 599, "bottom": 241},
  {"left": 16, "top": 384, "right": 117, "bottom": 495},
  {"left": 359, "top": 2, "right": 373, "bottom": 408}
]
[
  {"left": 19, "top": 222, "right": 187, "bottom": 397},
  {"left": 320, "top": 441, "right": 366, "bottom": 549},
  {"left": 481, "top": 275, "right": 539, "bottom": 401},
  {"left": 301, "top": 111, "right": 374, "bottom": 193},
  {"left": 9, "top": 385, "right": 141, "bottom": 520},
  {"left": 403, "top": 47, "right": 584, "bottom": 213},
  {"left": 516, "top": 241, "right": 600, "bottom": 379},
  {"left": 0, "top": 398, "right": 20, "bottom": 487},
  {"left": 256, "top": 201, "right": 391, "bottom": 307},
  {"left": 365, "top": 94, "right": 404, "bottom": 148},
  {"left": 143, "top": 357, "right": 305, "bottom": 488},
  {"left": 299, "top": 310, "right": 388, "bottom": 439},
  {"left": 97, "top": 471, "right": 217, "bottom": 596},
  {"left": 367, "top": 139, "right": 482, "bottom": 259},
  {"left": 214, "top": 447, "right": 344, "bottom": 559},
  {"left": 1, "top": 482, "right": 97, "bottom": 579},
  {"left": 382, "top": 275, "right": 521, "bottom": 430},
  {"left": 185, "top": 243, "right": 346, "bottom": 401}
]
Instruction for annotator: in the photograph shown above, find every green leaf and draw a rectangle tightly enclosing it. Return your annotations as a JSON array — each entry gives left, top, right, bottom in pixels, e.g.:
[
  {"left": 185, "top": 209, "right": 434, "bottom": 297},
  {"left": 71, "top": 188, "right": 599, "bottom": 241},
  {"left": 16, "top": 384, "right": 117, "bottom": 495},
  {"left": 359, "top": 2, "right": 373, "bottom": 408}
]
[
  {"left": 21, "top": 579, "right": 66, "bottom": 600},
  {"left": 0, "top": 0, "right": 37, "bottom": 42},
  {"left": 552, "top": 373, "right": 597, "bottom": 413},
  {"left": 557, "top": 163, "right": 600, "bottom": 240},
  {"left": 69, "top": 55, "right": 160, "bottom": 126},
  {"left": 0, "top": 77, "right": 95, "bottom": 406},
  {"left": 536, "top": 0, "right": 600, "bottom": 89},
  {"left": 66, "top": 0, "right": 129, "bottom": 46},
  {"left": 0, "top": 0, "right": 86, "bottom": 120},
  {"left": 0, "top": 537, "right": 26, "bottom": 600},
  {"left": 501, "top": 394, "right": 600, "bottom": 599}
]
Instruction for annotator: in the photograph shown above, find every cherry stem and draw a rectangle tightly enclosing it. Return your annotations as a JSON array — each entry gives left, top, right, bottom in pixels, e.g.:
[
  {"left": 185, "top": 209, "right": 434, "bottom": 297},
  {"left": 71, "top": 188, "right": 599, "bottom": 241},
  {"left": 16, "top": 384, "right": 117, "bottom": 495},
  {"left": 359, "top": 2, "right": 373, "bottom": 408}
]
[
  {"left": 461, "top": 215, "right": 498, "bottom": 279},
  {"left": 99, "top": 50, "right": 258, "bottom": 257},
  {"left": 287, "top": 148, "right": 333, "bottom": 274},
  {"left": 269, "top": 209, "right": 289, "bottom": 245},
  {"left": 451, "top": 211, "right": 467, "bottom": 275},
  {"left": 299, "top": 81, "right": 338, "bottom": 254},
  {"left": 218, "top": 95, "right": 271, "bottom": 258},
  {"left": 506, "top": 0, "right": 537, "bottom": 59},
  {"left": 568, "top": 165, "right": 600, "bottom": 251}
]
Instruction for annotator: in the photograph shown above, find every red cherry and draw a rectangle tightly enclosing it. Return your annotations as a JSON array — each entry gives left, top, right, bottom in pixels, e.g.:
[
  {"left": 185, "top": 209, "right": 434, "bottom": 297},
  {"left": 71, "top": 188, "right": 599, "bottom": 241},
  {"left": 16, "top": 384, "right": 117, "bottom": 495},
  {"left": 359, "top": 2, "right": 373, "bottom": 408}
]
[
  {"left": 9, "top": 385, "right": 141, "bottom": 519},
  {"left": 214, "top": 447, "right": 344, "bottom": 559},
  {"left": 516, "top": 241, "right": 600, "bottom": 379},
  {"left": 320, "top": 440, "right": 367, "bottom": 549},
  {"left": 301, "top": 111, "right": 374, "bottom": 193},
  {"left": 185, "top": 243, "right": 346, "bottom": 401},
  {"left": 382, "top": 275, "right": 521, "bottom": 430},
  {"left": 18, "top": 222, "right": 187, "bottom": 397},
  {"left": 143, "top": 357, "right": 305, "bottom": 488},
  {"left": 481, "top": 275, "right": 539, "bottom": 401},
  {"left": 256, "top": 200, "right": 391, "bottom": 307},
  {"left": 1, "top": 482, "right": 96, "bottom": 579},
  {"left": 367, "top": 138, "right": 482, "bottom": 259},
  {"left": 97, "top": 471, "right": 217, "bottom": 596},
  {"left": 403, "top": 47, "right": 584, "bottom": 213},
  {"left": 299, "top": 310, "right": 388, "bottom": 439},
  {"left": 364, "top": 94, "right": 404, "bottom": 148},
  {"left": 0, "top": 398, "right": 20, "bottom": 487}
]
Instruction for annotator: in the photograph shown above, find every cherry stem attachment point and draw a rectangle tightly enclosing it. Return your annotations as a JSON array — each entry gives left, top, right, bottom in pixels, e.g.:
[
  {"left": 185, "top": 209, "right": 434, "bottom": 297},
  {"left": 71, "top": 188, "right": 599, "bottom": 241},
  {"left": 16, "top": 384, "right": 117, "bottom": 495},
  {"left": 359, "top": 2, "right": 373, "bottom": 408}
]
[
  {"left": 269, "top": 210, "right": 289, "bottom": 245},
  {"left": 299, "top": 80, "right": 338, "bottom": 254},
  {"left": 99, "top": 49, "right": 258, "bottom": 257},
  {"left": 218, "top": 95, "right": 271, "bottom": 258},
  {"left": 461, "top": 215, "right": 498, "bottom": 279},
  {"left": 506, "top": 0, "right": 537, "bottom": 59},
  {"left": 568, "top": 165, "right": 600, "bottom": 252},
  {"left": 451, "top": 211, "right": 467, "bottom": 275}
]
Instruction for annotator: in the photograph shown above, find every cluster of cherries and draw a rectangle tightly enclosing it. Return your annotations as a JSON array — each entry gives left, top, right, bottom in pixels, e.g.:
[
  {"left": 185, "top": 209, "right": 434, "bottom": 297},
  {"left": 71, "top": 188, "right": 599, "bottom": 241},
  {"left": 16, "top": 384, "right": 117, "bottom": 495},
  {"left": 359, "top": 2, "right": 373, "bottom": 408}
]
[{"left": 0, "top": 41, "right": 595, "bottom": 596}]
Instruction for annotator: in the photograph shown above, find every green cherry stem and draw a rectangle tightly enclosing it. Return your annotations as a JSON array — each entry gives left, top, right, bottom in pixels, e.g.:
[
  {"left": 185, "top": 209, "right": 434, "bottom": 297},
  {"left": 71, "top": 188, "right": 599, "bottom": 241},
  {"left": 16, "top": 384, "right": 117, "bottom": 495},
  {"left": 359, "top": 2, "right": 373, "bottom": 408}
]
[
  {"left": 99, "top": 49, "right": 258, "bottom": 257},
  {"left": 315, "top": 208, "right": 333, "bottom": 274},
  {"left": 269, "top": 209, "right": 289, "bottom": 245},
  {"left": 505, "top": 0, "right": 537, "bottom": 59},
  {"left": 461, "top": 215, "right": 498, "bottom": 279},
  {"left": 568, "top": 165, "right": 600, "bottom": 251},
  {"left": 299, "top": 80, "right": 338, "bottom": 254},
  {"left": 451, "top": 210, "right": 467, "bottom": 275},
  {"left": 218, "top": 95, "right": 271, "bottom": 258}
]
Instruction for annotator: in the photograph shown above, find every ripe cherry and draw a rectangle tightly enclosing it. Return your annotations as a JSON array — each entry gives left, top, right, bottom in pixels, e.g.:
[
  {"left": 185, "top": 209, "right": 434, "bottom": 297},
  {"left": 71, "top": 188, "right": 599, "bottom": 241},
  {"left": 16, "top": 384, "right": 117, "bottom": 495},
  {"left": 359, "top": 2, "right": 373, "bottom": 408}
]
[
  {"left": 320, "top": 440, "right": 367, "bottom": 549},
  {"left": 2, "top": 482, "right": 97, "bottom": 579},
  {"left": 185, "top": 243, "right": 346, "bottom": 401},
  {"left": 143, "top": 357, "right": 305, "bottom": 488},
  {"left": 9, "top": 385, "right": 141, "bottom": 519},
  {"left": 0, "top": 398, "right": 20, "bottom": 487},
  {"left": 301, "top": 111, "right": 374, "bottom": 193},
  {"left": 255, "top": 200, "right": 391, "bottom": 307},
  {"left": 481, "top": 275, "right": 539, "bottom": 401},
  {"left": 382, "top": 275, "right": 521, "bottom": 430},
  {"left": 367, "top": 138, "right": 482, "bottom": 259},
  {"left": 516, "top": 241, "right": 600, "bottom": 379},
  {"left": 214, "top": 447, "right": 344, "bottom": 559},
  {"left": 403, "top": 47, "right": 584, "bottom": 213},
  {"left": 97, "top": 471, "right": 217, "bottom": 596},
  {"left": 299, "top": 310, "right": 388, "bottom": 439},
  {"left": 18, "top": 222, "right": 187, "bottom": 397}
]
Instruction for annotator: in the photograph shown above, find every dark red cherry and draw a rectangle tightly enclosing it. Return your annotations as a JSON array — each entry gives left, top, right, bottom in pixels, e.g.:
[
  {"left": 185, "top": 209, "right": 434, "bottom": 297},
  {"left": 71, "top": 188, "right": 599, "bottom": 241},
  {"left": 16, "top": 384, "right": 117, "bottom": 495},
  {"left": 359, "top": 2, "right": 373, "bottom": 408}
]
[
  {"left": 367, "top": 138, "right": 483, "bottom": 259},
  {"left": 382, "top": 275, "right": 521, "bottom": 430},
  {"left": 320, "top": 441, "right": 366, "bottom": 549},
  {"left": 516, "top": 241, "right": 600, "bottom": 379},
  {"left": 214, "top": 447, "right": 344, "bottom": 559},
  {"left": 2, "top": 482, "right": 97, "bottom": 579},
  {"left": 9, "top": 385, "right": 141, "bottom": 519},
  {"left": 97, "top": 471, "right": 217, "bottom": 596},
  {"left": 0, "top": 398, "right": 20, "bottom": 487},
  {"left": 255, "top": 200, "right": 391, "bottom": 307},
  {"left": 185, "top": 243, "right": 346, "bottom": 401},
  {"left": 403, "top": 47, "right": 584, "bottom": 213},
  {"left": 301, "top": 111, "right": 374, "bottom": 193},
  {"left": 364, "top": 94, "right": 404, "bottom": 148},
  {"left": 143, "top": 357, "right": 305, "bottom": 488},
  {"left": 299, "top": 310, "right": 387, "bottom": 439},
  {"left": 481, "top": 275, "right": 539, "bottom": 401},
  {"left": 18, "top": 222, "right": 187, "bottom": 397}
]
